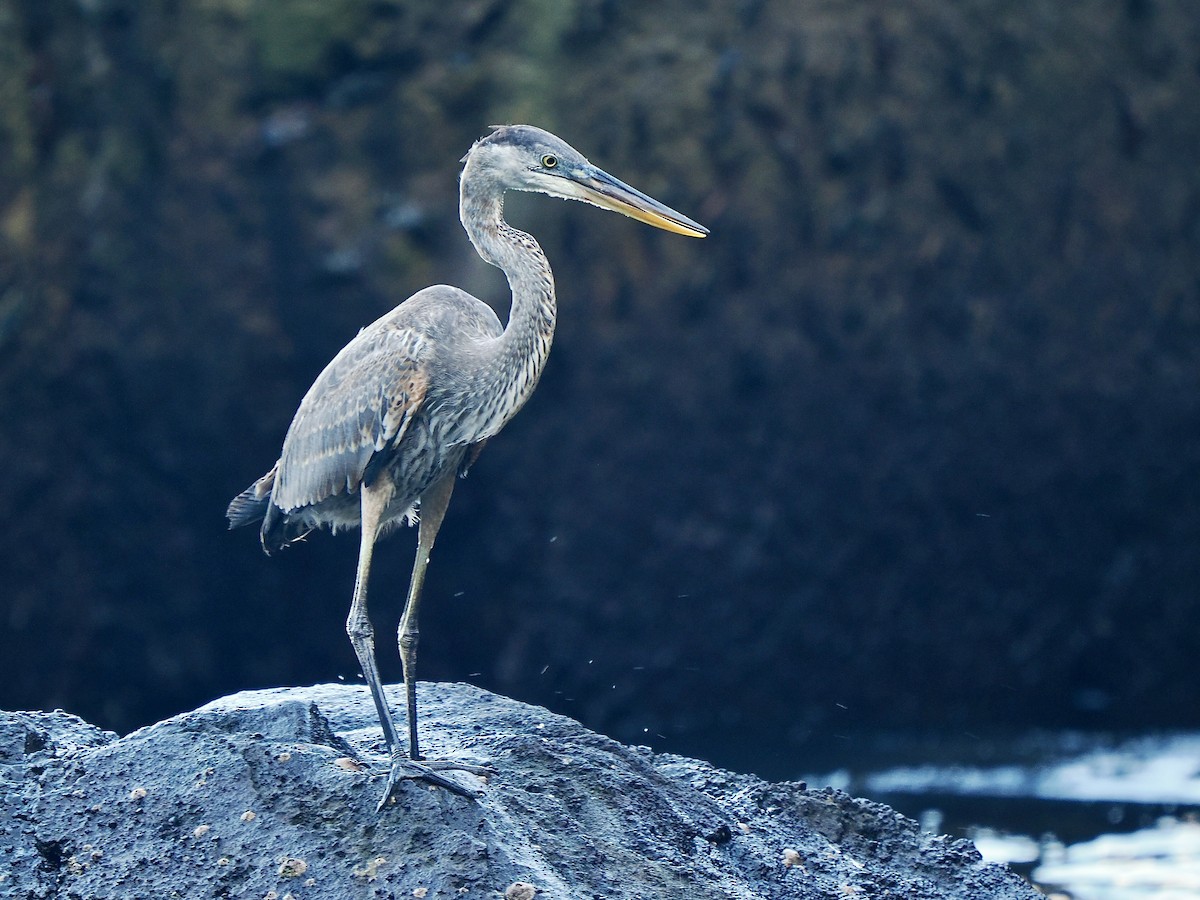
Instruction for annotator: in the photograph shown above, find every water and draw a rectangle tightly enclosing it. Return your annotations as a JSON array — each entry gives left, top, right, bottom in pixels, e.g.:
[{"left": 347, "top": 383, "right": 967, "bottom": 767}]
[{"left": 802, "top": 732, "right": 1200, "bottom": 899}]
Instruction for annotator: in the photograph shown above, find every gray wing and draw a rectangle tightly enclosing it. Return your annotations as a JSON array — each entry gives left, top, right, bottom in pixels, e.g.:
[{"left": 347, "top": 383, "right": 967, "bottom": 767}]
[{"left": 271, "top": 324, "right": 430, "bottom": 513}]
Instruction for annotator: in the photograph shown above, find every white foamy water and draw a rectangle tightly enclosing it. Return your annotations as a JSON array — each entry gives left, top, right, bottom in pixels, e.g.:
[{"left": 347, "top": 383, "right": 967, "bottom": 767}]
[
  {"left": 861, "top": 734, "right": 1200, "bottom": 805},
  {"left": 807, "top": 732, "right": 1200, "bottom": 900}
]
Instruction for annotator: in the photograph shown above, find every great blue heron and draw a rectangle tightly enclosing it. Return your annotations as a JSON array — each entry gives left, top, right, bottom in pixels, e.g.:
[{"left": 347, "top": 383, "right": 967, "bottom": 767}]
[{"left": 227, "top": 125, "right": 707, "bottom": 809}]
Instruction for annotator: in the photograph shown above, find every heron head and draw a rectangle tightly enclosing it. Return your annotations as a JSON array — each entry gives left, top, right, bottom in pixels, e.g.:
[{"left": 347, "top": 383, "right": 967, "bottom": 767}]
[{"left": 463, "top": 125, "right": 708, "bottom": 238}]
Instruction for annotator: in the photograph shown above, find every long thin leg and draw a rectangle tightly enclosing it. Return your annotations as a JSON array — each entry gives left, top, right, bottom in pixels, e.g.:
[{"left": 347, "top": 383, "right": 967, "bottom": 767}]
[
  {"left": 346, "top": 478, "right": 401, "bottom": 755},
  {"left": 397, "top": 466, "right": 457, "bottom": 762},
  {"left": 347, "top": 476, "right": 480, "bottom": 808}
]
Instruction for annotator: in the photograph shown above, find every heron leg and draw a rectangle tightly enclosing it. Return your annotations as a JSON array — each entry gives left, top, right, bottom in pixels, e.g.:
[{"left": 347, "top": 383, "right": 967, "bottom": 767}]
[
  {"left": 349, "top": 478, "right": 482, "bottom": 809},
  {"left": 347, "top": 478, "right": 402, "bottom": 755},
  {"left": 397, "top": 466, "right": 457, "bottom": 762},
  {"left": 375, "top": 467, "right": 495, "bottom": 809}
]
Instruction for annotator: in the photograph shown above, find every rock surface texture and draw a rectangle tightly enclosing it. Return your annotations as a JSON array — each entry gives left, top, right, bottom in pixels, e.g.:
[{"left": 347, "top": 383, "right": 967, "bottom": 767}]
[{"left": 0, "top": 683, "right": 1035, "bottom": 899}]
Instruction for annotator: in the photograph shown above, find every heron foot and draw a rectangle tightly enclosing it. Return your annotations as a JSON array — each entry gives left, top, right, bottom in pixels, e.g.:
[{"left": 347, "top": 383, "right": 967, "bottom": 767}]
[{"left": 375, "top": 755, "right": 495, "bottom": 811}]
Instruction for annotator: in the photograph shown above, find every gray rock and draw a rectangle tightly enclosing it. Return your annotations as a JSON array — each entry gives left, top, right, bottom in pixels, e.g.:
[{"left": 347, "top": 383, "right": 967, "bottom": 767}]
[{"left": 0, "top": 683, "right": 1037, "bottom": 899}]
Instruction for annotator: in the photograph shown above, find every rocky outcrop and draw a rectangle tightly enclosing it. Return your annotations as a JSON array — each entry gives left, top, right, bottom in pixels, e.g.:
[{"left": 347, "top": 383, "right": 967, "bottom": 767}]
[{"left": 0, "top": 683, "right": 1037, "bottom": 899}]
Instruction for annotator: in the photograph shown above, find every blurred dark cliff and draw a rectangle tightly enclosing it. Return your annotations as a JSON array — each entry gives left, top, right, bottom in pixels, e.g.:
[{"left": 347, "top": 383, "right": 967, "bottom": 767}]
[{"left": 1, "top": 0, "right": 1197, "bottom": 771}]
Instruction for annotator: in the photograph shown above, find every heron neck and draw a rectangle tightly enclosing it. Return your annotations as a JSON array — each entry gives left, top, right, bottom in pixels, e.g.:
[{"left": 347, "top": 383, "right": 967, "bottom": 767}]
[{"left": 460, "top": 187, "right": 557, "bottom": 434}]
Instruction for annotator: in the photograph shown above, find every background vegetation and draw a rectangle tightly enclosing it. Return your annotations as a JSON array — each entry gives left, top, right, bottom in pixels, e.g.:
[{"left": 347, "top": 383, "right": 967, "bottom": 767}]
[{"left": 1, "top": 0, "right": 1197, "bottom": 773}]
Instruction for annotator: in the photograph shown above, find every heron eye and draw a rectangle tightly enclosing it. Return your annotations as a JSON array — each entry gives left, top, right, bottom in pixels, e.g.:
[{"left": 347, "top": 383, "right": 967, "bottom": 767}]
[{"left": 541, "top": 154, "right": 558, "bottom": 169}]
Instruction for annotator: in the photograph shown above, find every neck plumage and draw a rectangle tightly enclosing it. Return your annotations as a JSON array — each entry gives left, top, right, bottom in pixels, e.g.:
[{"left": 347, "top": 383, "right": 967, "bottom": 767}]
[{"left": 460, "top": 181, "right": 557, "bottom": 436}]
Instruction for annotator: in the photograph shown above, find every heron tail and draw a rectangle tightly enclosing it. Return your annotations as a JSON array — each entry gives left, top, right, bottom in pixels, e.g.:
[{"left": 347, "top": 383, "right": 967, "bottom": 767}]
[
  {"left": 227, "top": 463, "right": 312, "bottom": 554},
  {"left": 226, "top": 463, "right": 277, "bottom": 530},
  {"left": 226, "top": 486, "right": 270, "bottom": 529}
]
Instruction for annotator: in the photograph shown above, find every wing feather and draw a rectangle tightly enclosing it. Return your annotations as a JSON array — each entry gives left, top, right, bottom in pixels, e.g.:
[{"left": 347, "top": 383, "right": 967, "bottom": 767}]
[{"left": 271, "top": 325, "right": 430, "bottom": 512}]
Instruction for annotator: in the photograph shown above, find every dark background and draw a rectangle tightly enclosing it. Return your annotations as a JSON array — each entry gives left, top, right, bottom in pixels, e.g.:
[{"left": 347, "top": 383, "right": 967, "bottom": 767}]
[{"left": 1, "top": 0, "right": 1197, "bottom": 778}]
